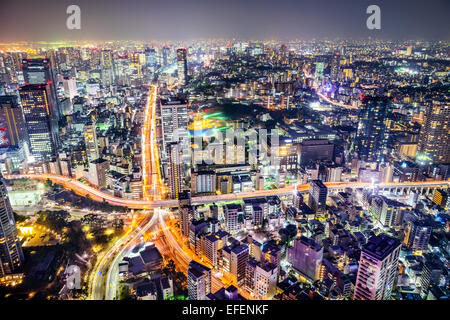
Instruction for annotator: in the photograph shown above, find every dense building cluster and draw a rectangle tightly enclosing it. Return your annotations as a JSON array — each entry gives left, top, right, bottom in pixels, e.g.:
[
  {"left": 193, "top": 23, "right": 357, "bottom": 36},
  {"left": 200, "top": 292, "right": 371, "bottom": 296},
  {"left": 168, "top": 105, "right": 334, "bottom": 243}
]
[{"left": 0, "top": 39, "right": 448, "bottom": 300}]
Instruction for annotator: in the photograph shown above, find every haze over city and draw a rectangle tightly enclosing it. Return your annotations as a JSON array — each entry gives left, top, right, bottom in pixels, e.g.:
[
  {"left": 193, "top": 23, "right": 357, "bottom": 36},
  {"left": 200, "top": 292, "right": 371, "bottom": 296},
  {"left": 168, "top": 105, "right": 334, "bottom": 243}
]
[{"left": 0, "top": 0, "right": 449, "bottom": 41}]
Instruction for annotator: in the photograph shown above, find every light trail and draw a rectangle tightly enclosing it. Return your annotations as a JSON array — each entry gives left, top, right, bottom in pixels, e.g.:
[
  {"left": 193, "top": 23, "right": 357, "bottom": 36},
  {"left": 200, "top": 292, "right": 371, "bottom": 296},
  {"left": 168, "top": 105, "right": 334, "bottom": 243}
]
[{"left": 6, "top": 173, "right": 448, "bottom": 210}]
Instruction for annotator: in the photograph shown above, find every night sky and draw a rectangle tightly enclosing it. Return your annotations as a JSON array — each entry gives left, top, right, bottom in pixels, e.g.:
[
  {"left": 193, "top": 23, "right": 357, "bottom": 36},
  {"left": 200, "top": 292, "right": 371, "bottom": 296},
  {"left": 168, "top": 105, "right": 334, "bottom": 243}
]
[{"left": 0, "top": 0, "right": 449, "bottom": 42}]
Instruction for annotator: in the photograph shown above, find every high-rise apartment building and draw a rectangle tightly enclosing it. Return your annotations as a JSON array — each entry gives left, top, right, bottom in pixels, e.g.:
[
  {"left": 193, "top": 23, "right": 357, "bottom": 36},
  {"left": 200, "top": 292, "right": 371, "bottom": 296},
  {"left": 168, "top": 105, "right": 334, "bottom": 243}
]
[
  {"left": 370, "top": 196, "right": 408, "bottom": 228},
  {"left": 179, "top": 205, "right": 193, "bottom": 237},
  {"left": 230, "top": 244, "right": 249, "bottom": 285},
  {"left": 167, "top": 142, "right": 183, "bottom": 199},
  {"left": 160, "top": 99, "right": 189, "bottom": 154},
  {"left": 188, "top": 261, "right": 211, "bottom": 300},
  {"left": 355, "top": 97, "right": 393, "bottom": 163},
  {"left": 418, "top": 101, "right": 450, "bottom": 164},
  {"left": 353, "top": 234, "right": 401, "bottom": 300},
  {"left": 204, "top": 231, "right": 228, "bottom": 267},
  {"left": 254, "top": 262, "right": 278, "bottom": 299},
  {"left": 224, "top": 204, "right": 243, "bottom": 233}
]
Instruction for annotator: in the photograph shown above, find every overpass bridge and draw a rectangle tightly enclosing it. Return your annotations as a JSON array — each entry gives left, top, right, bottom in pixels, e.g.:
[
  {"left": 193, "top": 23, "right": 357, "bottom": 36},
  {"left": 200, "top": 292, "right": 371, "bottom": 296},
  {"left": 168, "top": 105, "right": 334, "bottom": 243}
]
[{"left": 5, "top": 174, "right": 449, "bottom": 210}]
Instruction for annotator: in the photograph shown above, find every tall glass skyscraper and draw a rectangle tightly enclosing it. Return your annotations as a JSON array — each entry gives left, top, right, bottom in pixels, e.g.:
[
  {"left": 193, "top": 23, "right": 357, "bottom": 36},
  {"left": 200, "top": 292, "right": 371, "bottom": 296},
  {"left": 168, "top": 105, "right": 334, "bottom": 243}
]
[
  {"left": 355, "top": 96, "right": 393, "bottom": 163},
  {"left": 176, "top": 48, "right": 187, "bottom": 86},
  {"left": 22, "top": 58, "right": 60, "bottom": 121},
  {"left": 418, "top": 100, "right": 450, "bottom": 164},
  {"left": 353, "top": 234, "right": 401, "bottom": 300},
  {"left": 0, "top": 174, "right": 24, "bottom": 277},
  {"left": 19, "top": 84, "right": 57, "bottom": 161}
]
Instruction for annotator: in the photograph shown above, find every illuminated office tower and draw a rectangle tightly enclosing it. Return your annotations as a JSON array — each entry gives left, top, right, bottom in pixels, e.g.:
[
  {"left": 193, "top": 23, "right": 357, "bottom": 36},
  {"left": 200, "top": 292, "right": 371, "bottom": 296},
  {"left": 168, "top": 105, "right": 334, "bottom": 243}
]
[
  {"left": 19, "top": 85, "right": 57, "bottom": 161},
  {"left": 418, "top": 101, "right": 450, "bottom": 164},
  {"left": 100, "top": 49, "right": 113, "bottom": 68},
  {"left": 100, "top": 49, "right": 115, "bottom": 85},
  {"left": 84, "top": 122, "right": 100, "bottom": 163},
  {"left": 162, "top": 46, "right": 170, "bottom": 66},
  {"left": 0, "top": 95, "right": 27, "bottom": 147},
  {"left": 160, "top": 98, "right": 189, "bottom": 152},
  {"left": 432, "top": 189, "right": 448, "bottom": 209},
  {"left": 177, "top": 48, "right": 188, "bottom": 86},
  {"left": 353, "top": 234, "right": 401, "bottom": 300},
  {"left": 188, "top": 261, "right": 211, "bottom": 300},
  {"left": 144, "top": 48, "right": 157, "bottom": 68},
  {"left": 315, "top": 61, "right": 325, "bottom": 80},
  {"left": 22, "top": 58, "right": 60, "bottom": 121},
  {"left": 355, "top": 96, "right": 393, "bottom": 163},
  {"left": 308, "top": 180, "right": 327, "bottom": 214},
  {"left": 0, "top": 173, "right": 24, "bottom": 277},
  {"left": 280, "top": 44, "right": 288, "bottom": 65},
  {"left": 167, "top": 142, "right": 183, "bottom": 199},
  {"left": 330, "top": 53, "right": 340, "bottom": 80}
]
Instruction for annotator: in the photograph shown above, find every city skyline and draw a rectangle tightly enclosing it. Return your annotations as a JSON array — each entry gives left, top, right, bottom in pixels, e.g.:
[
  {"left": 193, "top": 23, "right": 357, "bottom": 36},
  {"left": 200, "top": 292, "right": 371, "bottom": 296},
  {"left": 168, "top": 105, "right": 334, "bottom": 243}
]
[{"left": 0, "top": 0, "right": 448, "bottom": 306}]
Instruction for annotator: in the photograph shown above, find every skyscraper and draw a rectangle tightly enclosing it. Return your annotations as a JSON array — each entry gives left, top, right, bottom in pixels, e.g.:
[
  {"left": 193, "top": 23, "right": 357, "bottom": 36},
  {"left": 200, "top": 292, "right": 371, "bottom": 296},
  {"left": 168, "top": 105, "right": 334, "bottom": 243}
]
[
  {"left": 0, "top": 173, "right": 24, "bottom": 277},
  {"left": 19, "top": 85, "right": 57, "bottom": 161},
  {"left": 176, "top": 48, "right": 187, "bottom": 86},
  {"left": 188, "top": 260, "right": 211, "bottom": 300},
  {"left": 355, "top": 97, "right": 393, "bottom": 163},
  {"left": 84, "top": 122, "right": 100, "bottom": 163},
  {"left": 418, "top": 101, "right": 450, "bottom": 164},
  {"left": 0, "top": 95, "right": 27, "bottom": 147},
  {"left": 308, "top": 180, "right": 327, "bottom": 214},
  {"left": 160, "top": 98, "right": 189, "bottom": 154},
  {"left": 179, "top": 205, "right": 193, "bottom": 237},
  {"left": 167, "top": 142, "right": 183, "bottom": 199},
  {"left": 162, "top": 46, "right": 170, "bottom": 66},
  {"left": 330, "top": 53, "right": 340, "bottom": 80},
  {"left": 100, "top": 49, "right": 115, "bottom": 85},
  {"left": 22, "top": 58, "right": 60, "bottom": 121},
  {"left": 353, "top": 234, "right": 401, "bottom": 300}
]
